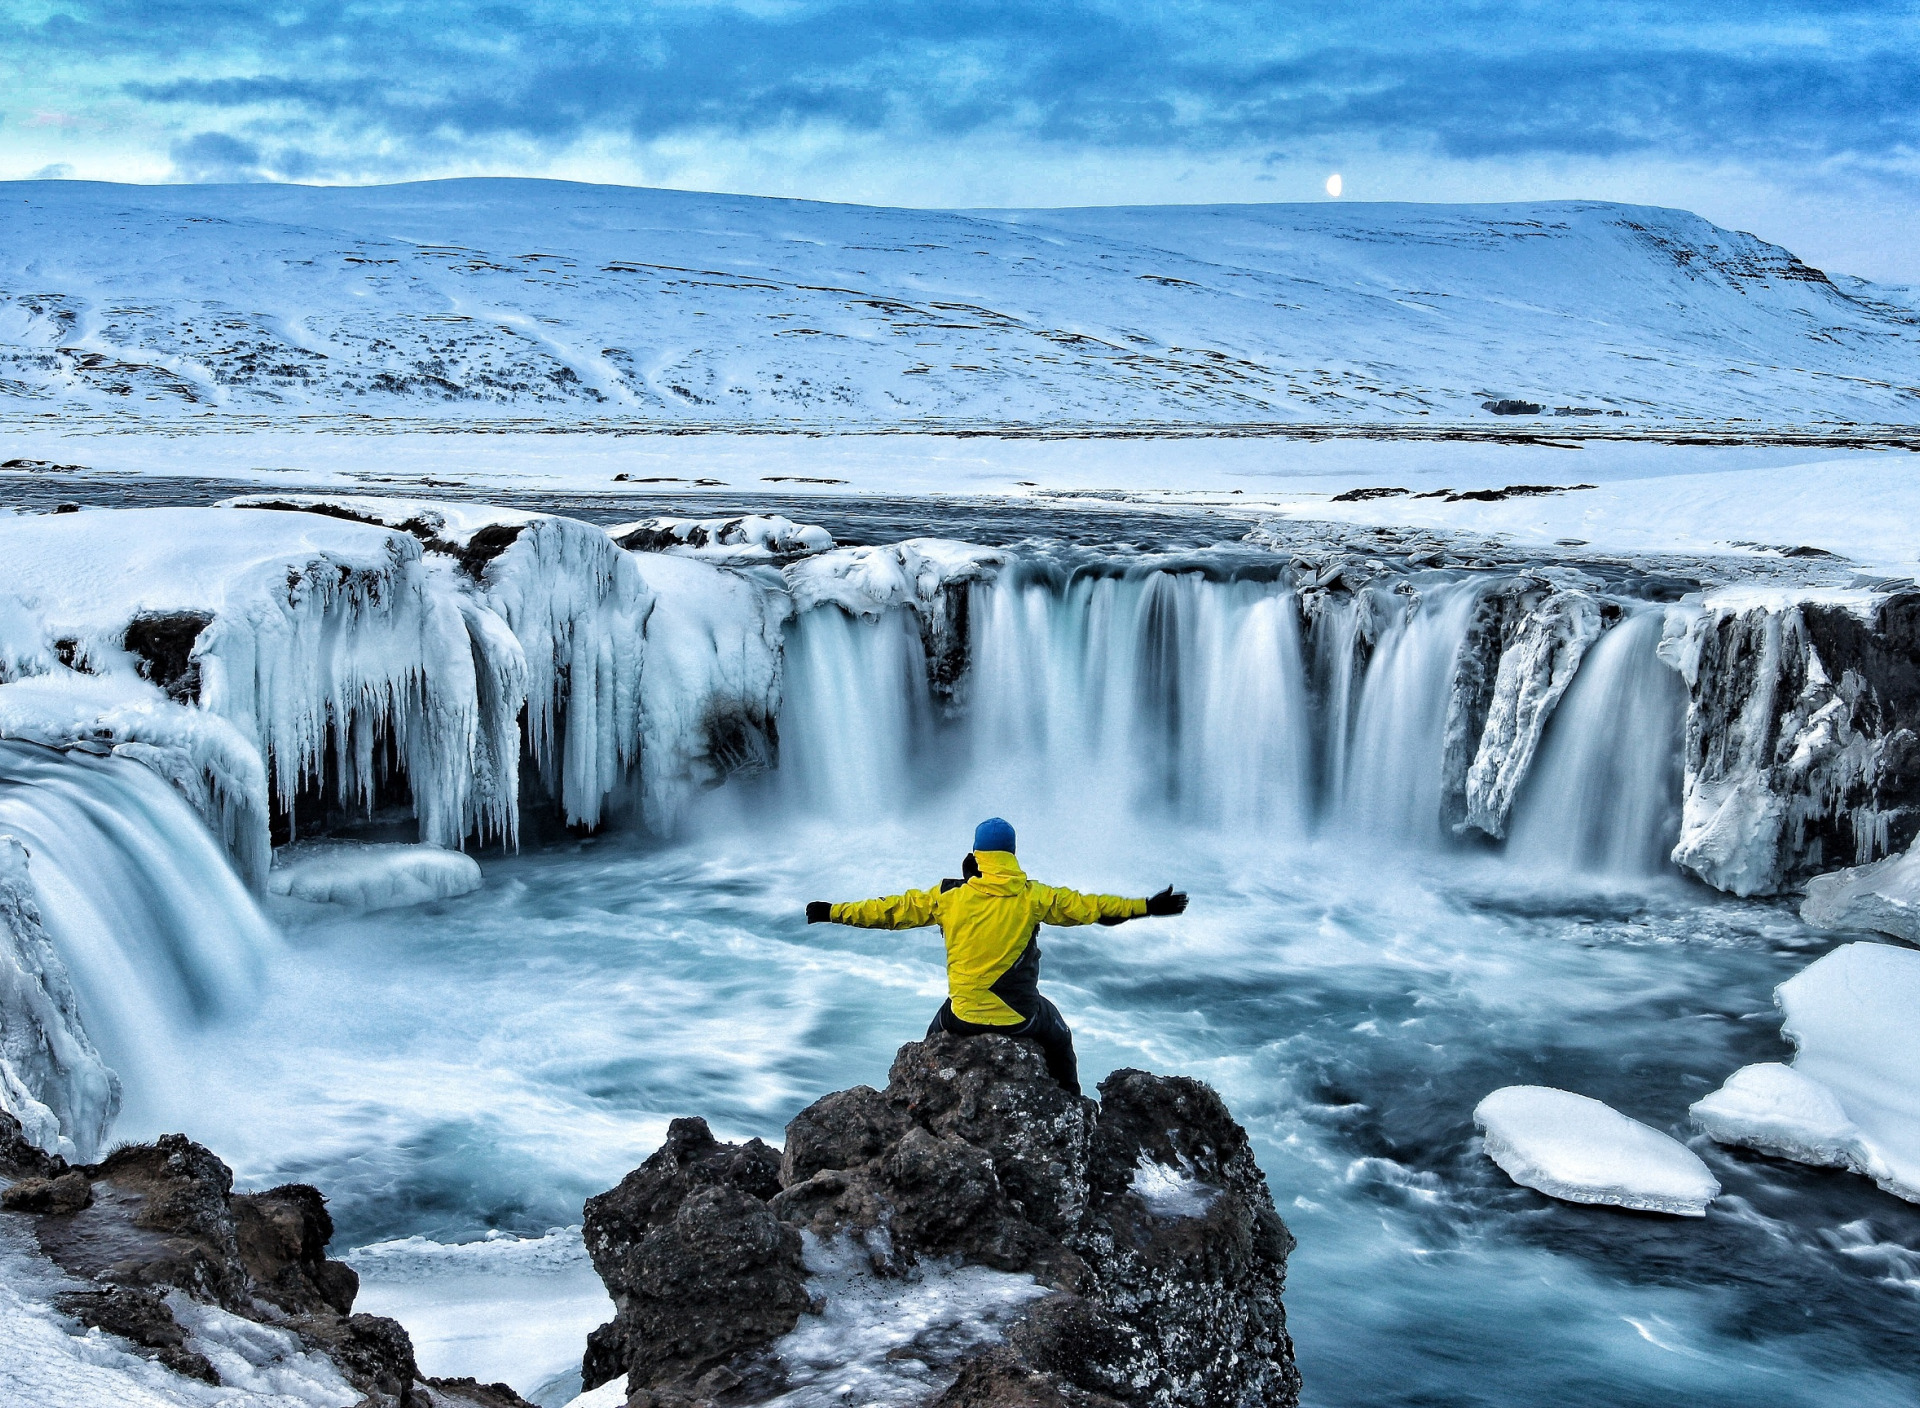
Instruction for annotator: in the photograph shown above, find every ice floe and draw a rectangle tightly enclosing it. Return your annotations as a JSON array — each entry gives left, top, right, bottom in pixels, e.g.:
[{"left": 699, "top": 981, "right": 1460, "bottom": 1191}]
[
  {"left": 1692, "top": 941, "right": 1920, "bottom": 1202},
  {"left": 1800, "top": 846, "right": 1920, "bottom": 942},
  {"left": 1474, "top": 1086, "right": 1721, "bottom": 1216},
  {"left": 268, "top": 842, "right": 483, "bottom": 912}
]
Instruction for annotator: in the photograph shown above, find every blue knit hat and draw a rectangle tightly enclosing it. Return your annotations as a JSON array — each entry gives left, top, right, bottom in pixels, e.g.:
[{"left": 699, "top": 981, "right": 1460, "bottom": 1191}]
[{"left": 973, "top": 817, "right": 1016, "bottom": 853}]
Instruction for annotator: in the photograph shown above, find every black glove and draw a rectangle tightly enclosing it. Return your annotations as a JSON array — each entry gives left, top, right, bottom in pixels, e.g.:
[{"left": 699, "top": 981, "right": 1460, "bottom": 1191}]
[
  {"left": 1145, "top": 885, "right": 1188, "bottom": 917},
  {"left": 806, "top": 901, "right": 832, "bottom": 924}
]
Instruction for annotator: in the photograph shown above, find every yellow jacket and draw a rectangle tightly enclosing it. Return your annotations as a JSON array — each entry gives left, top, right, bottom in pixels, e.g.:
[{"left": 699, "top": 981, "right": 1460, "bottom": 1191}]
[{"left": 830, "top": 850, "right": 1147, "bottom": 1025}]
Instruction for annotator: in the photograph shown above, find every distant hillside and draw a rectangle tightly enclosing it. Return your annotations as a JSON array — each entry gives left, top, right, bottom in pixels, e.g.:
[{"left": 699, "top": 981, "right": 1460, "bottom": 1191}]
[{"left": 1, "top": 179, "right": 1915, "bottom": 432}]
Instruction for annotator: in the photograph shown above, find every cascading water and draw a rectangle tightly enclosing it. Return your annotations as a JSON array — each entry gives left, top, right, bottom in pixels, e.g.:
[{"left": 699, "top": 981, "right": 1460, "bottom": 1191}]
[
  {"left": 1507, "top": 608, "right": 1688, "bottom": 877},
  {"left": 772, "top": 563, "right": 1677, "bottom": 870},
  {"left": 0, "top": 740, "right": 279, "bottom": 1133}
]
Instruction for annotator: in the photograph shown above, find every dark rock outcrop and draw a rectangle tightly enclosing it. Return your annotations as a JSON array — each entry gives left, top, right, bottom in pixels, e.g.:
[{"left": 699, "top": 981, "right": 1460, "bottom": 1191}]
[
  {"left": 584, "top": 1036, "right": 1300, "bottom": 1408},
  {"left": 0, "top": 1125, "right": 531, "bottom": 1408},
  {"left": 1671, "top": 590, "right": 1920, "bottom": 894}
]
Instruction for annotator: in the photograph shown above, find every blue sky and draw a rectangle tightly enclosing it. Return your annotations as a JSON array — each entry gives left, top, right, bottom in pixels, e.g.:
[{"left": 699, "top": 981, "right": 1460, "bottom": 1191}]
[{"left": 4, "top": 1, "right": 1917, "bottom": 279}]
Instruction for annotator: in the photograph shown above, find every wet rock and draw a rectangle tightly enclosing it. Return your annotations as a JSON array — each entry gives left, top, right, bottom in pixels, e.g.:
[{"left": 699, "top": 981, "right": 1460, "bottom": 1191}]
[
  {"left": 586, "top": 1036, "right": 1299, "bottom": 1407},
  {"left": 5, "top": 1130, "right": 427, "bottom": 1406},
  {"left": 1, "top": 1168, "right": 93, "bottom": 1214},
  {"left": 781, "top": 1084, "right": 909, "bottom": 1187},
  {"left": 0, "top": 1108, "right": 66, "bottom": 1180},
  {"left": 582, "top": 1118, "right": 801, "bottom": 1393},
  {"left": 419, "top": 1376, "right": 540, "bottom": 1408}
]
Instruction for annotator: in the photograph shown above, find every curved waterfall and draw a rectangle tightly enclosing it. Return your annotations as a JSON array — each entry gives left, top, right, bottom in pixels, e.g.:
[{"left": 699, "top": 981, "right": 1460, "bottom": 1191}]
[
  {"left": 0, "top": 740, "right": 279, "bottom": 1133},
  {"left": 774, "top": 561, "right": 1687, "bottom": 877}
]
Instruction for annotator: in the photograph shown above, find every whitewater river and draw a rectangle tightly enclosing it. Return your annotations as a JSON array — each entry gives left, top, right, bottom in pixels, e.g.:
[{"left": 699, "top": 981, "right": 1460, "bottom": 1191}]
[{"left": 19, "top": 496, "right": 1918, "bottom": 1408}]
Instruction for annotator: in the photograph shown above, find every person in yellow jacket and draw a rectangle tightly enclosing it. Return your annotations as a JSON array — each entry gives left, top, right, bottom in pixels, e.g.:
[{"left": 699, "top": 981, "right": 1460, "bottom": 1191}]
[{"left": 805, "top": 817, "right": 1187, "bottom": 1096}]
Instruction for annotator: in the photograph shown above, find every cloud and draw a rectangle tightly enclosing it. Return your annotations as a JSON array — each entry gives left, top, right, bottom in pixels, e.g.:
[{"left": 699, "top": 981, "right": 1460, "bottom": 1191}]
[
  {"left": 31, "top": 163, "right": 76, "bottom": 179},
  {"left": 168, "top": 130, "right": 268, "bottom": 182}
]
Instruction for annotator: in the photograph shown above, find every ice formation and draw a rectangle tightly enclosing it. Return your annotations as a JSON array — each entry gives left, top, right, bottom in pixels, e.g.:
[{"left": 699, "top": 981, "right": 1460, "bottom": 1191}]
[
  {"left": 1691, "top": 941, "right": 1920, "bottom": 1202},
  {"left": 760, "top": 1233, "right": 1051, "bottom": 1408},
  {"left": 1474, "top": 1086, "right": 1721, "bottom": 1216},
  {"left": 1128, "top": 1155, "right": 1223, "bottom": 1219},
  {"left": 0, "top": 507, "right": 503, "bottom": 856},
  {"left": 628, "top": 553, "right": 789, "bottom": 828},
  {"left": 610, "top": 515, "right": 833, "bottom": 560},
  {"left": 268, "top": 842, "right": 483, "bottom": 912},
  {"left": 1799, "top": 845, "right": 1920, "bottom": 942},
  {"left": 0, "top": 835, "right": 118, "bottom": 1161},
  {"left": 225, "top": 496, "right": 652, "bottom": 833},
  {"left": 1664, "top": 588, "right": 1919, "bottom": 896}
]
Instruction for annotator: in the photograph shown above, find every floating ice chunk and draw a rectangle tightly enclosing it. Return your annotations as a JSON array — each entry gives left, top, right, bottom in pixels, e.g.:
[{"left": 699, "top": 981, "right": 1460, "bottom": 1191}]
[
  {"left": 609, "top": 514, "right": 833, "bottom": 559},
  {"left": 1694, "top": 942, "right": 1920, "bottom": 1202},
  {"left": 1474, "top": 1085, "right": 1721, "bottom": 1216},
  {"left": 1800, "top": 847, "right": 1920, "bottom": 942},
  {"left": 1689, "top": 1063, "right": 1860, "bottom": 1170},
  {"left": 1129, "top": 1155, "right": 1222, "bottom": 1219},
  {"left": 269, "top": 842, "right": 482, "bottom": 911}
]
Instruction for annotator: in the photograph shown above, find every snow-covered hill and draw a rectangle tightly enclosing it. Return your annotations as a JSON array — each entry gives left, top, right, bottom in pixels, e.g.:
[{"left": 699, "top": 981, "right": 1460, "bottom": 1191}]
[{"left": 1, "top": 179, "right": 1915, "bottom": 430}]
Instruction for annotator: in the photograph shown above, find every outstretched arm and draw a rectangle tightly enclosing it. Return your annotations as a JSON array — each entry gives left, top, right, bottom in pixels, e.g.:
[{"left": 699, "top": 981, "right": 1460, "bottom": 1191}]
[
  {"left": 806, "top": 888, "right": 942, "bottom": 929},
  {"left": 1031, "top": 882, "right": 1186, "bottom": 927}
]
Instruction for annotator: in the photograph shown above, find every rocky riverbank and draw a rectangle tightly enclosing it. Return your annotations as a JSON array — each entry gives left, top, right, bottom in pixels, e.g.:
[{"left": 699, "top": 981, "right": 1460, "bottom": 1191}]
[{"left": 582, "top": 1033, "right": 1299, "bottom": 1408}]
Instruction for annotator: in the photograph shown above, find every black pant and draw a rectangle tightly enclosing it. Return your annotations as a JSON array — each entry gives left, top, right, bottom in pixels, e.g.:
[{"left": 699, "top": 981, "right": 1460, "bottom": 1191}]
[{"left": 927, "top": 995, "right": 1080, "bottom": 1097}]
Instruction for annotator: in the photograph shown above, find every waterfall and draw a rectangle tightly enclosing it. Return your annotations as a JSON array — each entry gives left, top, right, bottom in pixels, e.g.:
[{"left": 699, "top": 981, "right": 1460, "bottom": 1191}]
[
  {"left": 0, "top": 740, "right": 279, "bottom": 1132},
  {"left": 1506, "top": 609, "right": 1687, "bottom": 877},
  {"left": 771, "top": 563, "right": 1687, "bottom": 871}
]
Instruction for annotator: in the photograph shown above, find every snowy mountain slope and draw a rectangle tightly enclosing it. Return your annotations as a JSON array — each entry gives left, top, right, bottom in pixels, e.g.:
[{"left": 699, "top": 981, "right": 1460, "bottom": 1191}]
[{"left": 1, "top": 179, "right": 1915, "bottom": 430}]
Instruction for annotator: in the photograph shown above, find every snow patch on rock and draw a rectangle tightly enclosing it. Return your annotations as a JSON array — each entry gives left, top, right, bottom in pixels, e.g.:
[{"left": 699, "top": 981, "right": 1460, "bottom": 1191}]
[
  {"left": 268, "top": 842, "right": 482, "bottom": 912},
  {"left": 1692, "top": 941, "right": 1920, "bottom": 1202},
  {"left": 1474, "top": 1085, "right": 1720, "bottom": 1216},
  {"left": 609, "top": 515, "right": 833, "bottom": 560},
  {"left": 1128, "top": 1155, "right": 1222, "bottom": 1219}
]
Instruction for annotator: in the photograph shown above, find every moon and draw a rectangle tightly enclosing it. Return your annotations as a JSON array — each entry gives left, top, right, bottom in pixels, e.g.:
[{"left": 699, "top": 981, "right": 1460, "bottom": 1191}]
[{"left": 1325, "top": 173, "right": 1343, "bottom": 198}]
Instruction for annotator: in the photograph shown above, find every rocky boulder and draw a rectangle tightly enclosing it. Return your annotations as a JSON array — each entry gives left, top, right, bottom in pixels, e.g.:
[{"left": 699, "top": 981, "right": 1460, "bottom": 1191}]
[
  {"left": 583, "top": 1035, "right": 1300, "bottom": 1408},
  {"left": 0, "top": 1120, "right": 530, "bottom": 1408}
]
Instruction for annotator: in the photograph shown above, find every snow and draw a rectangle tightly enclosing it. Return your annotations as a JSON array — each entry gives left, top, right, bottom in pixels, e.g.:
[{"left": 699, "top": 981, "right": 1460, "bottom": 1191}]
[
  {"left": 1129, "top": 1155, "right": 1222, "bottom": 1219},
  {"left": 0, "top": 834, "right": 119, "bottom": 1160},
  {"left": 3, "top": 182, "right": 1915, "bottom": 430},
  {"left": 1474, "top": 1086, "right": 1721, "bottom": 1217},
  {"left": 268, "top": 842, "right": 483, "bottom": 911},
  {"left": 346, "top": 1227, "right": 611, "bottom": 1402},
  {"left": 0, "top": 1214, "right": 355, "bottom": 1408},
  {"left": 784, "top": 540, "right": 1006, "bottom": 620},
  {"left": 1692, "top": 942, "right": 1920, "bottom": 1202},
  {"left": 609, "top": 515, "right": 833, "bottom": 560},
  {"left": 1800, "top": 846, "right": 1920, "bottom": 942},
  {"left": 758, "top": 1233, "right": 1051, "bottom": 1408}
]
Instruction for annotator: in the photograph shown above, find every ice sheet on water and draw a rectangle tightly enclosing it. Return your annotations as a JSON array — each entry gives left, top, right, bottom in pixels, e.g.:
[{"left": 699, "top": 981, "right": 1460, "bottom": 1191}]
[
  {"left": 268, "top": 842, "right": 483, "bottom": 912},
  {"left": 756, "top": 1233, "right": 1051, "bottom": 1408},
  {"left": 1693, "top": 941, "right": 1920, "bottom": 1202},
  {"left": 1474, "top": 1085, "right": 1721, "bottom": 1217}
]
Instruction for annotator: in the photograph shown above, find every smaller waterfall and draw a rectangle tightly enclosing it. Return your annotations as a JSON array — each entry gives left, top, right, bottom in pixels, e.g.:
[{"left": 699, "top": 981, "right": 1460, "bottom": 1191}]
[
  {"left": 0, "top": 741, "right": 279, "bottom": 1131},
  {"left": 1506, "top": 609, "right": 1686, "bottom": 877}
]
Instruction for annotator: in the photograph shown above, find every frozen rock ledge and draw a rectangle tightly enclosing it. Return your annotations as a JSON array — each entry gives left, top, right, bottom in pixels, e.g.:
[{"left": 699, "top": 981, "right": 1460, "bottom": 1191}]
[
  {"left": 269, "top": 842, "right": 485, "bottom": 912},
  {"left": 1474, "top": 1085, "right": 1721, "bottom": 1217},
  {"left": 579, "top": 1034, "right": 1301, "bottom": 1407}
]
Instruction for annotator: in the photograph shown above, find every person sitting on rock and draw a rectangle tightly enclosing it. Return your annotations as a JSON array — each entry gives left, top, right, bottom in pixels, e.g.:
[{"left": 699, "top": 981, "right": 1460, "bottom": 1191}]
[{"left": 805, "top": 817, "right": 1187, "bottom": 1096}]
